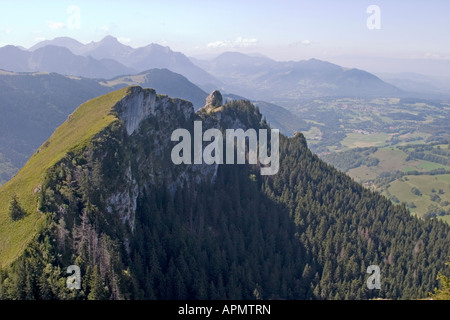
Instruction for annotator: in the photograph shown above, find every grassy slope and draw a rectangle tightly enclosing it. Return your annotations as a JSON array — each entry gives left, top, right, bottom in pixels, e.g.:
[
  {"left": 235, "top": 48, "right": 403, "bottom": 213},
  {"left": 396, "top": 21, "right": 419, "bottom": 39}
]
[{"left": 0, "top": 87, "right": 130, "bottom": 267}]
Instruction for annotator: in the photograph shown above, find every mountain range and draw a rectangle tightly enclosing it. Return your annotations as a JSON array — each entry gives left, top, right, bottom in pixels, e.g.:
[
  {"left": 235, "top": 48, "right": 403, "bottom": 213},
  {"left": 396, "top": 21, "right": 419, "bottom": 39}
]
[
  {"left": 16, "top": 36, "right": 221, "bottom": 90},
  {"left": 193, "top": 52, "right": 405, "bottom": 101},
  {"left": 0, "top": 45, "right": 135, "bottom": 79},
  {"left": 0, "top": 36, "right": 414, "bottom": 101}
]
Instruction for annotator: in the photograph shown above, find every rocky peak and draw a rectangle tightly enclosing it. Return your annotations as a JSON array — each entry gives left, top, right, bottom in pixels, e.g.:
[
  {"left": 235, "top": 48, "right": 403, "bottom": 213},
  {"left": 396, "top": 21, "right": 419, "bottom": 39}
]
[{"left": 205, "top": 90, "right": 223, "bottom": 108}]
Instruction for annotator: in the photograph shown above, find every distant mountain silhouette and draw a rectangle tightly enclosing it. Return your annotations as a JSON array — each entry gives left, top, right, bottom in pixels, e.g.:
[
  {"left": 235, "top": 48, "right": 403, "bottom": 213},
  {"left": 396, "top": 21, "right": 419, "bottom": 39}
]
[
  {"left": 29, "top": 36, "right": 223, "bottom": 90},
  {"left": 0, "top": 44, "right": 135, "bottom": 78},
  {"left": 29, "top": 36, "right": 85, "bottom": 53},
  {"left": 24, "top": 37, "right": 406, "bottom": 100},
  {"left": 194, "top": 52, "right": 405, "bottom": 100}
]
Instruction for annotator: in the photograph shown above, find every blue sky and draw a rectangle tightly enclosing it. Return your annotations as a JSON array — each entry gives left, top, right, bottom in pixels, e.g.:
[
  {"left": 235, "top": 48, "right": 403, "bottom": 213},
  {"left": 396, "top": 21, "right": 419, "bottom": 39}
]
[{"left": 0, "top": 0, "right": 449, "bottom": 63}]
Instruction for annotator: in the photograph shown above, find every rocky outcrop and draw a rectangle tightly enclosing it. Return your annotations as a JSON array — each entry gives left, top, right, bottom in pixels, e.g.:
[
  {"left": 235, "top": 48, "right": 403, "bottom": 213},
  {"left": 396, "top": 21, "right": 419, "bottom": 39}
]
[
  {"left": 115, "top": 86, "right": 194, "bottom": 135},
  {"left": 205, "top": 90, "right": 223, "bottom": 108}
]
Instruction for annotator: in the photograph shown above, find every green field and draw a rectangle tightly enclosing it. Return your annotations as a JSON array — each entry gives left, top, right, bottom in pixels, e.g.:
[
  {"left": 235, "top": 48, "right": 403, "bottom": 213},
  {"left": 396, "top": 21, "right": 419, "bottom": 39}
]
[
  {"left": 384, "top": 175, "right": 450, "bottom": 219},
  {"left": 418, "top": 161, "right": 449, "bottom": 171},
  {"left": 341, "top": 133, "right": 391, "bottom": 149},
  {"left": 346, "top": 147, "right": 429, "bottom": 182}
]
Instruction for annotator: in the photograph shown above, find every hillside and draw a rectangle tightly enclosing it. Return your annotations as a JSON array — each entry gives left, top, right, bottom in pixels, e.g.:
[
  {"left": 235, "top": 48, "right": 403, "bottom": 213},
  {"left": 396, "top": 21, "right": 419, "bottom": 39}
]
[
  {"left": 1, "top": 87, "right": 450, "bottom": 300},
  {"left": 0, "top": 86, "right": 131, "bottom": 267},
  {"left": 0, "top": 72, "right": 111, "bottom": 185}
]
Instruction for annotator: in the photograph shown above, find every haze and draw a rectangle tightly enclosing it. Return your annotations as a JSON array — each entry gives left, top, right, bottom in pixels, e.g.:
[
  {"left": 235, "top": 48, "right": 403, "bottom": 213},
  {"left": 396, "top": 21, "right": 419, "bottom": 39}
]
[{"left": 0, "top": 0, "right": 449, "bottom": 76}]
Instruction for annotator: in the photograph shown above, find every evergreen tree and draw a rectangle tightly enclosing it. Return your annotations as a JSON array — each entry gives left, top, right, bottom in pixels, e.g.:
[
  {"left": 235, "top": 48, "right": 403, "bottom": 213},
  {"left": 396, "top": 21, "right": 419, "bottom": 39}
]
[
  {"left": 9, "top": 194, "right": 26, "bottom": 221},
  {"left": 87, "top": 266, "right": 108, "bottom": 300}
]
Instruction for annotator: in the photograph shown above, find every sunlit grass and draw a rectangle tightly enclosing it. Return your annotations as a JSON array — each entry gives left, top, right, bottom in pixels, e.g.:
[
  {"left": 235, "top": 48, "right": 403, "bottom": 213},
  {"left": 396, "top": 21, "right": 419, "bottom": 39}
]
[{"left": 0, "top": 87, "right": 131, "bottom": 267}]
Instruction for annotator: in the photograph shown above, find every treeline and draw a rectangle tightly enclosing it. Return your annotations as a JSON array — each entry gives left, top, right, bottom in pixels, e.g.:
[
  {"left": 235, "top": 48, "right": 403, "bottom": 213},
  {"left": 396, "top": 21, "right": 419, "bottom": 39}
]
[
  {"left": 423, "top": 205, "right": 450, "bottom": 220},
  {"left": 321, "top": 147, "right": 379, "bottom": 172},
  {"left": 406, "top": 152, "right": 450, "bottom": 166},
  {"left": 375, "top": 169, "right": 450, "bottom": 186}
]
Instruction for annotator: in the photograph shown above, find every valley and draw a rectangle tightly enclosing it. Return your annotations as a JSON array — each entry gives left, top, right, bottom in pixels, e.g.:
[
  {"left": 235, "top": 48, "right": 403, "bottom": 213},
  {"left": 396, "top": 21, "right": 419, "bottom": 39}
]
[{"left": 302, "top": 97, "right": 450, "bottom": 220}]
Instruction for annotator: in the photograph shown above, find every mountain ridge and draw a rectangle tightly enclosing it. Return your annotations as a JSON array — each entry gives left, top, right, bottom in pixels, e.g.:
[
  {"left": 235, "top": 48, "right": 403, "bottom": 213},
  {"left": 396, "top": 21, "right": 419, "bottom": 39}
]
[
  {"left": 0, "top": 44, "right": 135, "bottom": 79},
  {"left": 1, "top": 87, "right": 450, "bottom": 300},
  {"left": 27, "top": 36, "right": 222, "bottom": 90},
  {"left": 194, "top": 52, "right": 404, "bottom": 100}
]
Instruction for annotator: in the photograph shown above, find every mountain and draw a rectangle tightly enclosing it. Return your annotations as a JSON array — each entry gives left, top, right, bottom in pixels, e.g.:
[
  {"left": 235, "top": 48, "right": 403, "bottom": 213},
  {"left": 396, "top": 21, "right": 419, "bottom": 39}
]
[
  {"left": 1, "top": 87, "right": 450, "bottom": 300},
  {"left": 103, "top": 68, "right": 308, "bottom": 133},
  {"left": 192, "top": 51, "right": 278, "bottom": 76},
  {"left": 0, "top": 69, "right": 302, "bottom": 185},
  {"left": 0, "top": 71, "right": 111, "bottom": 185},
  {"left": 222, "top": 93, "right": 309, "bottom": 135},
  {"left": 127, "top": 43, "right": 221, "bottom": 90},
  {"left": 28, "top": 36, "right": 85, "bottom": 54},
  {"left": 331, "top": 55, "right": 450, "bottom": 78},
  {"left": 31, "top": 46, "right": 135, "bottom": 79},
  {"left": 0, "top": 45, "right": 135, "bottom": 78},
  {"left": 0, "top": 45, "right": 31, "bottom": 72},
  {"left": 102, "top": 68, "right": 209, "bottom": 110},
  {"left": 193, "top": 52, "right": 404, "bottom": 101},
  {"left": 29, "top": 36, "right": 223, "bottom": 91},
  {"left": 376, "top": 72, "right": 450, "bottom": 99},
  {"left": 76, "top": 35, "right": 135, "bottom": 64},
  {"left": 252, "top": 100, "right": 309, "bottom": 134}
]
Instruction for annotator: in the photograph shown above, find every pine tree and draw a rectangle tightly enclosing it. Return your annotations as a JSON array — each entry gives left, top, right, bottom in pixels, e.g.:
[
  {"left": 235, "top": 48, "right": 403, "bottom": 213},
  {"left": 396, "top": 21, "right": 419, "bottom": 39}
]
[
  {"left": 87, "top": 265, "right": 108, "bottom": 300},
  {"left": 9, "top": 194, "right": 26, "bottom": 221}
]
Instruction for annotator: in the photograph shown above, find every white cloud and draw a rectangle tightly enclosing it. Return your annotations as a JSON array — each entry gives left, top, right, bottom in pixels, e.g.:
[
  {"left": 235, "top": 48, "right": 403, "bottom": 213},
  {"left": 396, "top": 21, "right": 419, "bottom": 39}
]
[
  {"left": 207, "top": 36, "right": 258, "bottom": 49},
  {"left": 47, "top": 20, "right": 66, "bottom": 30},
  {"left": 34, "top": 37, "right": 46, "bottom": 42}
]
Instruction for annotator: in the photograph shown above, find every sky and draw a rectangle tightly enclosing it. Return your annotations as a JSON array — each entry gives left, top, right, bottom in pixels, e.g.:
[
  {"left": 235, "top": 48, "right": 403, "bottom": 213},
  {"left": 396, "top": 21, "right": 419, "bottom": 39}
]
[{"left": 0, "top": 0, "right": 449, "bottom": 73}]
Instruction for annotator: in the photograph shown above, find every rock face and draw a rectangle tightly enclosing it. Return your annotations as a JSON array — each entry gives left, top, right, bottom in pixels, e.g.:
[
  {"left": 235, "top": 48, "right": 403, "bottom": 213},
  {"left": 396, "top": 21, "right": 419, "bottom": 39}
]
[
  {"left": 205, "top": 90, "right": 223, "bottom": 108},
  {"left": 115, "top": 86, "right": 194, "bottom": 135},
  {"left": 39, "top": 86, "right": 222, "bottom": 242}
]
